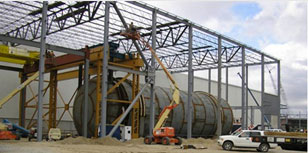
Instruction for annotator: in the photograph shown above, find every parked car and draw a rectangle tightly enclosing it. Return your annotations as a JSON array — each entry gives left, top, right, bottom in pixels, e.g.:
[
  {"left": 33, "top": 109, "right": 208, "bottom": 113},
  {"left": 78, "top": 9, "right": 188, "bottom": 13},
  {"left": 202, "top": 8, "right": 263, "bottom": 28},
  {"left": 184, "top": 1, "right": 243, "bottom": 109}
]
[{"left": 218, "top": 130, "right": 277, "bottom": 152}]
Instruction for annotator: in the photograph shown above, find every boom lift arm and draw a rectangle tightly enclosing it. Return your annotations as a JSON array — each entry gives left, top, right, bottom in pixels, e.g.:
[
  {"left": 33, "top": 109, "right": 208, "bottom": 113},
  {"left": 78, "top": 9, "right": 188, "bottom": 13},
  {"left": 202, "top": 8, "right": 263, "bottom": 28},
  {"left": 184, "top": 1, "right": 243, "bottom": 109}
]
[{"left": 139, "top": 37, "right": 180, "bottom": 131}]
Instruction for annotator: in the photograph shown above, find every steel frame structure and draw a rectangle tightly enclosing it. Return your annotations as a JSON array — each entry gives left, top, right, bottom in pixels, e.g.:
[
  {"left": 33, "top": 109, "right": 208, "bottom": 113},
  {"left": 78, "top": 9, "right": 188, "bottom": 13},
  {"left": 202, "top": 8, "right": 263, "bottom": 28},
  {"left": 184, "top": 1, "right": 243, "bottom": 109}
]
[{"left": 0, "top": 1, "right": 281, "bottom": 140}]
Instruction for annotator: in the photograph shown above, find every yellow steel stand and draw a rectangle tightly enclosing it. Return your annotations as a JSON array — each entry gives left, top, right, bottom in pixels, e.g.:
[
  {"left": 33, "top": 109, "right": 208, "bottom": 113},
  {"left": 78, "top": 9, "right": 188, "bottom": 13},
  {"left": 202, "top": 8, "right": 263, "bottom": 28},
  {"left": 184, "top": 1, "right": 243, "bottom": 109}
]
[
  {"left": 131, "top": 68, "right": 140, "bottom": 138},
  {"left": 49, "top": 70, "right": 57, "bottom": 129}
]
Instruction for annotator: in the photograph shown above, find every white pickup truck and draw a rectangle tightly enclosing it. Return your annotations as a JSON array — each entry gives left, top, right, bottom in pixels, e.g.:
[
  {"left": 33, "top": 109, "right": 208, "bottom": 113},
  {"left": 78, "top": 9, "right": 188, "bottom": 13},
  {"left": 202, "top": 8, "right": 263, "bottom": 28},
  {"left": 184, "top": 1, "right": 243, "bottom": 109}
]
[{"left": 218, "top": 130, "right": 277, "bottom": 152}]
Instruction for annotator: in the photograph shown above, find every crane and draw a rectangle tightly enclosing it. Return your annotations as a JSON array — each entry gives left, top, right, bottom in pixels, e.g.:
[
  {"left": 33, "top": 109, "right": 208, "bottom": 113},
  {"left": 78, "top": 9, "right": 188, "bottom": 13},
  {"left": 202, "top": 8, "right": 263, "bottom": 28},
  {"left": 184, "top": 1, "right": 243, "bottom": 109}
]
[{"left": 120, "top": 24, "right": 181, "bottom": 145}]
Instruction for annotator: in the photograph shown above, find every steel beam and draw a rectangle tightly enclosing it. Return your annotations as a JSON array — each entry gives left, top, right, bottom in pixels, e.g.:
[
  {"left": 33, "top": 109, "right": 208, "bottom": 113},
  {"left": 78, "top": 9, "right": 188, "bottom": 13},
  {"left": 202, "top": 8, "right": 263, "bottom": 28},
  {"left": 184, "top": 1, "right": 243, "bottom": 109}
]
[
  {"left": 170, "top": 61, "right": 278, "bottom": 73},
  {"left": 82, "top": 58, "right": 89, "bottom": 137},
  {"left": 277, "top": 61, "right": 281, "bottom": 129},
  {"left": 241, "top": 46, "right": 246, "bottom": 130},
  {"left": 108, "top": 83, "right": 148, "bottom": 137},
  {"left": 187, "top": 25, "right": 193, "bottom": 138},
  {"left": 101, "top": 1, "right": 110, "bottom": 138},
  {"left": 0, "top": 65, "right": 23, "bottom": 72},
  {"left": 37, "top": 1, "right": 48, "bottom": 142},
  {"left": 261, "top": 54, "right": 265, "bottom": 130},
  {"left": 149, "top": 8, "right": 157, "bottom": 136},
  {"left": 225, "top": 67, "right": 228, "bottom": 103},
  {"left": 0, "top": 35, "right": 84, "bottom": 56},
  {"left": 208, "top": 69, "right": 211, "bottom": 94},
  {"left": 216, "top": 36, "right": 222, "bottom": 136},
  {"left": 245, "top": 65, "right": 249, "bottom": 127}
]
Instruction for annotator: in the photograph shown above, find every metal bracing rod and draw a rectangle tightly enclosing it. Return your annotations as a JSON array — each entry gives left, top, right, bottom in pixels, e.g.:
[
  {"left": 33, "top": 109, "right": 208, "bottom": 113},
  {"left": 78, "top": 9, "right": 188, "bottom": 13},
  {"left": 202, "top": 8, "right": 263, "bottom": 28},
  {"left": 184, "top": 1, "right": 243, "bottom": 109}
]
[
  {"left": 187, "top": 25, "right": 193, "bottom": 138},
  {"left": 261, "top": 54, "right": 265, "bottom": 130},
  {"left": 101, "top": 1, "right": 109, "bottom": 138},
  {"left": 82, "top": 57, "right": 89, "bottom": 137},
  {"left": 37, "top": 1, "right": 48, "bottom": 142},
  {"left": 216, "top": 36, "right": 222, "bottom": 136},
  {"left": 111, "top": 2, "right": 149, "bottom": 69},
  {"left": 149, "top": 8, "right": 157, "bottom": 136},
  {"left": 108, "top": 83, "right": 148, "bottom": 137},
  {"left": 241, "top": 46, "right": 246, "bottom": 130},
  {"left": 277, "top": 61, "right": 281, "bottom": 129},
  {"left": 127, "top": 1, "right": 278, "bottom": 62},
  {"left": 0, "top": 34, "right": 84, "bottom": 56},
  {"left": 245, "top": 65, "right": 249, "bottom": 126},
  {"left": 208, "top": 68, "right": 211, "bottom": 94}
]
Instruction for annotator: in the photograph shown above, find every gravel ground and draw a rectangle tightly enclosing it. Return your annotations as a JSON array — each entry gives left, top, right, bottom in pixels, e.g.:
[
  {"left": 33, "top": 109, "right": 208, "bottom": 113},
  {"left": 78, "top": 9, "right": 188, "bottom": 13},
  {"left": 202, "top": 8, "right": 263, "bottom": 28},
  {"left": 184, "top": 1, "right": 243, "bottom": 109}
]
[{"left": 0, "top": 138, "right": 304, "bottom": 153}]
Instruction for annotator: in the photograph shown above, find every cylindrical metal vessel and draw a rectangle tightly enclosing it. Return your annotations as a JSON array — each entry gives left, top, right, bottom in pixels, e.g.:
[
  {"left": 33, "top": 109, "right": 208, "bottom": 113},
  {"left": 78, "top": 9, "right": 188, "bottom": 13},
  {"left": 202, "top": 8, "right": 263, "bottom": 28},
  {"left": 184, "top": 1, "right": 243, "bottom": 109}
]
[{"left": 73, "top": 77, "right": 233, "bottom": 137}]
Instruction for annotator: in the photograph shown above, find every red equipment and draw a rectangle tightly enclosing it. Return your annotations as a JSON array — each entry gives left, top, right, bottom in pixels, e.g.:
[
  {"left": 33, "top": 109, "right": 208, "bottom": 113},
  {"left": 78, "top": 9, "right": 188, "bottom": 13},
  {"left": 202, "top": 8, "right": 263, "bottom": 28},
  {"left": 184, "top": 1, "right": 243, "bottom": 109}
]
[{"left": 0, "top": 131, "right": 19, "bottom": 140}]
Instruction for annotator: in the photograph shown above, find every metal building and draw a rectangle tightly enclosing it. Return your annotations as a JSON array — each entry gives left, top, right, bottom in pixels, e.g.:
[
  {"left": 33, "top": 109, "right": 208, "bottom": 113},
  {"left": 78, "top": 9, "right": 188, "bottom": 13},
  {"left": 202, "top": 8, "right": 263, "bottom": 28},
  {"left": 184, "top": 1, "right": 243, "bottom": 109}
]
[{"left": 0, "top": 1, "right": 281, "bottom": 141}]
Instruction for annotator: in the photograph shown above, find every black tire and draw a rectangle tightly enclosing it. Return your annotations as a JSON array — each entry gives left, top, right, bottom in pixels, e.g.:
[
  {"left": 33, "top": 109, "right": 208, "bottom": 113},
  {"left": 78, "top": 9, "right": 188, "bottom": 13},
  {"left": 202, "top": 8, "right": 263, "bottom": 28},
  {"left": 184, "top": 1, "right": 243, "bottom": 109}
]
[
  {"left": 175, "top": 137, "right": 182, "bottom": 145},
  {"left": 222, "top": 141, "right": 233, "bottom": 151},
  {"left": 256, "top": 148, "right": 261, "bottom": 152},
  {"left": 144, "top": 136, "right": 153, "bottom": 145},
  {"left": 15, "top": 135, "right": 20, "bottom": 140},
  {"left": 258, "top": 143, "right": 269, "bottom": 152},
  {"left": 162, "top": 137, "right": 170, "bottom": 145}
]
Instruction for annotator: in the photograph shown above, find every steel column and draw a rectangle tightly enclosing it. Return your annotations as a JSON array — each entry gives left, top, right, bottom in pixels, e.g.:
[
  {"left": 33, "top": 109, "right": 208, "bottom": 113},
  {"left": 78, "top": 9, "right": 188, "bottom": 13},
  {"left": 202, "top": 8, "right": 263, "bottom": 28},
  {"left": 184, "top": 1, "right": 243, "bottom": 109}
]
[
  {"left": 187, "top": 25, "right": 193, "bottom": 138},
  {"left": 83, "top": 57, "right": 89, "bottom": 137},
  {"left": 245, "top": 65, "right": 249, "bottom": 127},
  {"left": 277, "top": 61, "right": 281, "bottom": 129},
  {"left": 101, "top": 1, "right": 110, "bottom": 138},
  {"left": 19, "top": 74, "right": 27, "bottom": 127},
  {"left": 108, "top": 83, "right": 148, "bottom": 137},
  {"left": 225, "top": 67, "right": 228, "bottom": 103},
  {"left": 149, "top": 8, "right": 157, "bottom": 136},
  {"left": 261, "top": 54, "right": 265, "bottom": 130},
  {"left": 241, "top": 46, "right": 246, "bottom": 130},
  {"left": 208, "top": 69, "right": 211, "bottom": 94},
  {"left": 250, "top": 106, "right": 254, "bottom": 126},
  {"left": 216, "top": 36, "right": 222, "bottom": 136},
  {"left": 37, "top": 1, "right": 48, "bottom": 142}
]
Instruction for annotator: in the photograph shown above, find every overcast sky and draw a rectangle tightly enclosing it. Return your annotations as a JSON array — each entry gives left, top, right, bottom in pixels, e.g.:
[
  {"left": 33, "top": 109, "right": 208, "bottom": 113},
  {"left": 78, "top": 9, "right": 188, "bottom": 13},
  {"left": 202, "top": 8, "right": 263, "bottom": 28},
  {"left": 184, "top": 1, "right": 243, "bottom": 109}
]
[{"left": 146, "top": 1, "right": 307, "bottom": 115}]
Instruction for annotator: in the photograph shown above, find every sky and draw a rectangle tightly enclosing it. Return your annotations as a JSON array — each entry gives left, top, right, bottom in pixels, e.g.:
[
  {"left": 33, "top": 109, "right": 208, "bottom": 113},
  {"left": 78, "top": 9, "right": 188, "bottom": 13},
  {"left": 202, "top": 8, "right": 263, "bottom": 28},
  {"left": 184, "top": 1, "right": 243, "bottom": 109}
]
[{"left": 146, "top": 1, "right": 307, "bottom": 115}]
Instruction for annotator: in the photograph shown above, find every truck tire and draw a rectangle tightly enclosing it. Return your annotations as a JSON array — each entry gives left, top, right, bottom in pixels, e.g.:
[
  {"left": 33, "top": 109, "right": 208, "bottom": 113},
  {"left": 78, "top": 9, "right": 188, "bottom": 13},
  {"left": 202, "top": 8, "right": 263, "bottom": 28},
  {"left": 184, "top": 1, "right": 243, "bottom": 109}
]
[
  {"left": 162, "top": 137, "right": 170, "bottom": 145},
  {"left": 175, "top": 137, "right": 182, "bottom": 145},
  {"left": 144, "top": 136, "right": 153, "bottom": 145},
  {"left": 222, "top": 141, "right": 233, "bottom": 151},
  {"left": 258, "top": 143, "right": 269, "bottom": 152}
]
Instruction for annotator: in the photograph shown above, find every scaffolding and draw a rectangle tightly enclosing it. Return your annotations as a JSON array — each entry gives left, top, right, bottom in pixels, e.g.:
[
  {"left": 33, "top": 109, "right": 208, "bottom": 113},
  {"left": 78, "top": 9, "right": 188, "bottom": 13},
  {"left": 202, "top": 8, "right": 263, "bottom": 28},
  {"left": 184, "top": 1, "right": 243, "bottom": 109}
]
[{"left": 0, "top": 1, "right": 281, "bottom": 141}]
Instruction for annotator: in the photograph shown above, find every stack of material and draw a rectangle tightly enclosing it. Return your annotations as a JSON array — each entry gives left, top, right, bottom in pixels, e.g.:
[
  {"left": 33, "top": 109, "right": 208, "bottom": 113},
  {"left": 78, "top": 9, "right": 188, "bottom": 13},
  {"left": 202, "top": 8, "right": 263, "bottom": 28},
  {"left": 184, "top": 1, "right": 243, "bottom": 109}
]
[{"left": 264, "top": 132, "right": 307, "bottom": 138}]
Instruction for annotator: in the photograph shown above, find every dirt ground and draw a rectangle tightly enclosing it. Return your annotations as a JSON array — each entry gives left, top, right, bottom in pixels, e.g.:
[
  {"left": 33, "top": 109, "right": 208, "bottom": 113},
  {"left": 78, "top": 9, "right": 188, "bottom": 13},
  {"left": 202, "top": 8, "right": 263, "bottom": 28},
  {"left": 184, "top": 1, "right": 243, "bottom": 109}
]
[{"left": 0, "top": 137, "right": 304, "bottom": 153}]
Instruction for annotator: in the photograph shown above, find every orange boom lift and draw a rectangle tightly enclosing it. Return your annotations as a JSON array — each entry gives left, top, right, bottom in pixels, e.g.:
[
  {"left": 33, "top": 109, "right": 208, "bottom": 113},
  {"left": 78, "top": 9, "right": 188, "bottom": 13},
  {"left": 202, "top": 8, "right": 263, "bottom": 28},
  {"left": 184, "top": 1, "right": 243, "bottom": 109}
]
[{"left": 121, "top": 23, "right": 182, "bottom": 145}]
